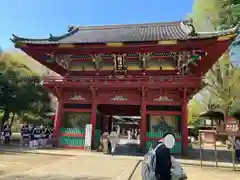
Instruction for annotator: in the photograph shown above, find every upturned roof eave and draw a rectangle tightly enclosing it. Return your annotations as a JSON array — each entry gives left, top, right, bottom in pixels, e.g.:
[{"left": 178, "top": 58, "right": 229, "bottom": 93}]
[{"left": 11, "top": 22, "right": 239, "bottom": 45}]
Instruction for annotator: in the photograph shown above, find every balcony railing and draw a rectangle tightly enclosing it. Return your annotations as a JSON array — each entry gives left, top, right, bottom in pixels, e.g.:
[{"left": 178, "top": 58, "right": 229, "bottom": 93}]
[{"left": 43, "top": 75, "right": 201, "bottom": 85}]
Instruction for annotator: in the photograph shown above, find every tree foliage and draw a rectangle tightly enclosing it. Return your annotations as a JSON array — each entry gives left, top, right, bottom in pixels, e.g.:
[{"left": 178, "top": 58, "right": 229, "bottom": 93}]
[
  {"left": 0, "top": 51, "right": 53, "bottom": 128},
  {"left": 188, "top": 0, "right": 240, "bottom": 126}
]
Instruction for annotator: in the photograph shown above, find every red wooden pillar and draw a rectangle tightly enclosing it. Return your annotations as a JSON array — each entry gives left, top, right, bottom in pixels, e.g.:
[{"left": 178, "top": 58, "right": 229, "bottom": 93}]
[
  {"left": 53, "top": 97, "right": 63, "bottom": 138},
  {"left": 181, "top": 90, "right": 188, "bottom": 154},
  {"left": 140, "top": 97, "right": 147, "bottom": 151},
  {"left": 90, "top": 100, "right": 97, "bottom": 147}
]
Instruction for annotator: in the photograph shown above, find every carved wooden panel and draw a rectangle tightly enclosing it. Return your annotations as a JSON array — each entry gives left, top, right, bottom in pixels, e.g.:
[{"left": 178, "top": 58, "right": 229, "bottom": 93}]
[
  {"left": 56, "top": 55, "right": 72, "bottom": 70},
  {"left": 146, "top": 90, "right": 181, "bottom": 104},
  {"left": 63, "top": 91, "right": 92, "bottom": 102},
  {"left": 96, "top": 90, "right": 141, "bottom": 104}
]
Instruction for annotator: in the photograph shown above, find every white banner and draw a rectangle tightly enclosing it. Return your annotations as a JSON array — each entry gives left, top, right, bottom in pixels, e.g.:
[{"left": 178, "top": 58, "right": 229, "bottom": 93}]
[{"left": 84, "top": 124, "right": 92, "bottom": 147}]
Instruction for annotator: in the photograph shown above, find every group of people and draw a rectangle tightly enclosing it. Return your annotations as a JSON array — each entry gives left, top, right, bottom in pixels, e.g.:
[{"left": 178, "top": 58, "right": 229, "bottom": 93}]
[
  {"left": 127, "top": 128, "right": 140, "bottom": 140},
  {"left": 20, "top": 123, "right": 52, "bottom": 149},
  {"left": 99, "top": 127, "right": 120, "bottom": 155}
]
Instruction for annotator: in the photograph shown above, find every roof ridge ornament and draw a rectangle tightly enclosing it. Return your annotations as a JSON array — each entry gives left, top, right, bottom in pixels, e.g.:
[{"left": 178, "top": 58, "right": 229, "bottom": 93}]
[
  {"left": 68, "top": 25, "right": 77, "bottom": 32},
  {"left": 185, "top": 19, "right": 198, "bottom": 36}
]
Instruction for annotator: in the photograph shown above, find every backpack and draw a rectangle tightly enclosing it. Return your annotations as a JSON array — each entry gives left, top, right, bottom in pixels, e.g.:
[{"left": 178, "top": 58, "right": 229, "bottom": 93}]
[{"left": 141, "top": 143, "right": 163, "bottom": 180}]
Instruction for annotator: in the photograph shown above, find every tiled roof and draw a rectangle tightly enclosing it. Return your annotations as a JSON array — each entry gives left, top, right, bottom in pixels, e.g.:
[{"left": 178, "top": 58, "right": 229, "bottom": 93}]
[{"left": 11, "top": 21, "right": 239, "bottom": 44}]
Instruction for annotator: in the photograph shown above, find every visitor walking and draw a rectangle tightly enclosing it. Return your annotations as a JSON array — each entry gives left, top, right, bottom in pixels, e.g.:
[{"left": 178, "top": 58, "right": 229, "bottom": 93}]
[
  {"left": 100, "top": 131, "right": 109, "bottom": 154},
  {"left": 235, "top": 138, "right": 240, "bottom": 162},
  {"left": 109, "top": 127, "right": 119, "bottom": 155},
  {"left": 127, "top": 129, "right": 131, "bottom": 140},
  {"left": 20, "top": 123, "right": 30, "bottom": 147},
  {"left": 141, "top": 133, "right": 173, "bottom": 180},
  {"left": 32, "top": 125, "right": 42, "bottom": 149},
  {"left": 3, "top": 124, "right": 11, "bottom": 145},
  {"left": 43, "top": 125, "right": 52, "bottom": 146}
]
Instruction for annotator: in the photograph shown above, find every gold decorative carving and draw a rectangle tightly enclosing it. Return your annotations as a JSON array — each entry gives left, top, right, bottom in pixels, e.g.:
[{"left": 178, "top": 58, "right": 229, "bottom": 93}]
[
  {"left": 111, "top": 95, "right": 128, "bottom": 101},
  {"left": 153, "top": 96, "right": 173, "bottom": 102},
  {"left": 106, "top": 42, "right": 124, "bottom": 47},
  {"left": 217, "top": 34, "right": 236, "bottom": 41},
  {"left": 139, "top": 53, "right": 151, "bottom": 70},
  {"left": 69, "top": 95, "right": 86, "bottom": 100},
  {"left": 92, "top": 54, "right": 103, "bottom": 70},
  {"left": 55, "top": 55, "right": 72, "bottom": 70},
  {"left": 157, "top": 40, "right": 178, "bottom": 45},
  {"left": 113, "top": 54, "right": 127, "bottom": 71}
]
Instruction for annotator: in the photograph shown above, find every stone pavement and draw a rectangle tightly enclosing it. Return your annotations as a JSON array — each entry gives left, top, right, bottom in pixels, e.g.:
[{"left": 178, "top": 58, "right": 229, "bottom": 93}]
[
  {"left": 131, "top": 162, "right": 240, "bottom": 180},
  {"left": 0, "top": 152, "right": 139, "bottom": 180}
]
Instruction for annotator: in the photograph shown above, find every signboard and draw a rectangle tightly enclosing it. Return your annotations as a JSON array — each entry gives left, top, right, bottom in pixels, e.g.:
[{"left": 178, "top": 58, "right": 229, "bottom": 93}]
[
  {"left": 199, "top": 130, "right": 217, "bottom": 167},
  {"left": 199, "top": 130, "right": 216, "bottom": 144},
  {"left": 84, "top": 124, "right": 92, "bottom": 148},
  {"left": 225, "top": 120, "right": 239, "bottom": 136}
]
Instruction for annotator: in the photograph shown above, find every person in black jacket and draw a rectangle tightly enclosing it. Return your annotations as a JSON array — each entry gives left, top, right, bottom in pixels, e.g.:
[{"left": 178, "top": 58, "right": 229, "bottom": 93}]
[{"left": 152, "top": 133, "right": 173, "bottom": 180}]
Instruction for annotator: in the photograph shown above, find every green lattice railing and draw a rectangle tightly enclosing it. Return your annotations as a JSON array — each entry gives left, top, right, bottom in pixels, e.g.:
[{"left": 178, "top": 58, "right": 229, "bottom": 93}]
[
  {"left": 94, "top": 129, "right": 101, "bottom": 149},
  {"left": 59, "top": 128, "right": 101, "bottom": 148},
  {"left": 60, "top": 128, "right": 85, "bottom": 134},
  {"left": 59, "top": 136, "right": 85, "bottom": 146},
  {"left": 146, "top": 131, "right": 182, "bottom": 154},
  {"left": 59, "top": 128, "right": 85, "bottom": 147}
]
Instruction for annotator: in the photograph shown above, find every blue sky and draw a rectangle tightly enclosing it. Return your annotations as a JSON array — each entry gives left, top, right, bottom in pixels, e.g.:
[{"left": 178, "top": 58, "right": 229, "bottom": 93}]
[{"left": 0, "top": 0, "right": 193, "bottom": 50}]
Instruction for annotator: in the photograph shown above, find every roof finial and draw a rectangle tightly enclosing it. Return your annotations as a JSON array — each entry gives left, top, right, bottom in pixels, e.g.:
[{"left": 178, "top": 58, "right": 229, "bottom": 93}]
[
  {"left": 186, "top": 19, "right": 198, "bottom": 36},
  {"left": 68, "top": 25, "right": 75, "bottom": 32}
]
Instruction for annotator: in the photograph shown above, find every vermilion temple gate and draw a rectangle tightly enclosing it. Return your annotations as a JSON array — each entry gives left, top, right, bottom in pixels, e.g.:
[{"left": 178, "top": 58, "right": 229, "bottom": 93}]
[
  {"left": 12, "top": 20, "right": 238, "bottom": 154},
  {"left": 44, "top": 75, "right": 201, "bottom": 153}
]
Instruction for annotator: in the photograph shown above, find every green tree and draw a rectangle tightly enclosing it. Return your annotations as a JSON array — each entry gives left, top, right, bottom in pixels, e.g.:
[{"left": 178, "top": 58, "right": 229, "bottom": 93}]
[
  {"left": 188, "top": 0, "right": 240, "bottom": 124},
  {"left": 188, "top": 0, "right": 220, "bottom": 31},
  {"left": 188, "top": 98, "right": 206, "bottom": 126},
  {"left": 0, "top": 51, "right": 53, "bottom": 128}
]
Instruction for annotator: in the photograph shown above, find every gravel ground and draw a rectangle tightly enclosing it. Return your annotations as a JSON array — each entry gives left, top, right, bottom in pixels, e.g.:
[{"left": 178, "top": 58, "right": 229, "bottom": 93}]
[{"left": 0, "top": 152, "right": 139, "bottom": 180}]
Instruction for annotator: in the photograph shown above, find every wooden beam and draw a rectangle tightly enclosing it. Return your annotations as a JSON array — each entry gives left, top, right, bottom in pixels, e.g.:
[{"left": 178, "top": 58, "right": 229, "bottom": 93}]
[
  {"left": 217, "top": 34, "right": 236, "bottom": 41},
  {"left": 22, "top": 38, "right": 217, "bottom": 55},
  {"left": 157, "top": 40, "right": 178, "bottom": 45}
]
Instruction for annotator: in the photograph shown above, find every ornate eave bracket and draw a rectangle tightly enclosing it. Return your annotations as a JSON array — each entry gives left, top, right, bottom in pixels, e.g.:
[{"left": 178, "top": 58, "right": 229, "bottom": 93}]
[
  {"left": 91, "top": 54, "right": 103, "bottom": 70},
  {"left": 55, "top": 54, "right": 72, "bottom": 70},
  {"left": 113, "top": 54, "right": 127, "bottom": 72},
  {"left": 139, "top": 53, "right": 151, "bottom": 70}
]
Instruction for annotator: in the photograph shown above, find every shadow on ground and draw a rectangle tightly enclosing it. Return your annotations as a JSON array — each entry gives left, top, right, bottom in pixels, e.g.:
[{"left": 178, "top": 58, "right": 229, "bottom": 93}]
[
  {"left": 114, "top": 143, "right": 143, "bottom": 156},
  {"left": 0, "top": 174, "right": 112, "bottom": 180}
]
